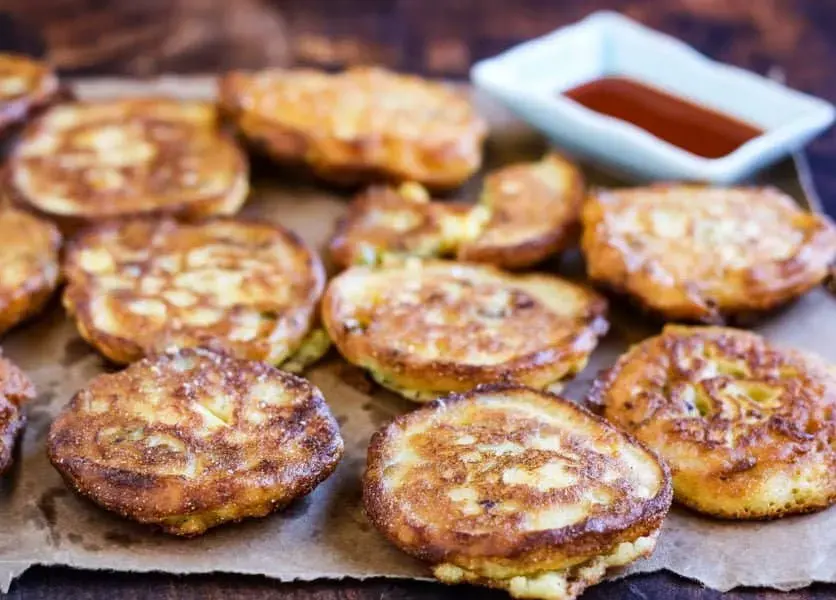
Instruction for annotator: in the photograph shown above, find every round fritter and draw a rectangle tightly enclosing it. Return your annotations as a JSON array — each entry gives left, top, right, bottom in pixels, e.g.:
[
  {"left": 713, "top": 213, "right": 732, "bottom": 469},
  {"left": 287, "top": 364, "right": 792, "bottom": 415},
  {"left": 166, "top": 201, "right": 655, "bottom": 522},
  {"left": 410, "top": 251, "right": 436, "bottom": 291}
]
[
  {"left": 0, "top": 351, "right": 35, "bottom": 475},
  {"left": 329, "top": 153, "right": 583, "bottom": 270},
  {"left": 219, "top": 67, "right": 487, "bottom": 189},
  {"left": 364, "top": 385, "right": 672, "bottom": 600},
  {"left": 329, "top": 182, "right": 487, "bottom": 268},
  {"left": 47, "top": 348, "right": 344, "bottom": 536},
  {"left": 322, "top": 261, "right": 608, "bottom": 402},
  {"left": 457, "top": 153, "right": 584, "bottom": 269},
  {"left": 589, "top": 325, "right": 836, "bottom": 519},
  {"left": 0, "top": 202, "right": 61, "bottom": 336},
  {"left": 581, "top": 185, "right": 836, "bottom": 322},
  {"left": 0, "top": 53, "right": 59, "bottom": 134},
  {"left": 8, "top": 98, "right": 248, "bottom": 229},
  {"left": 63, "top": 217, "right": 327, "bottom": 370}
]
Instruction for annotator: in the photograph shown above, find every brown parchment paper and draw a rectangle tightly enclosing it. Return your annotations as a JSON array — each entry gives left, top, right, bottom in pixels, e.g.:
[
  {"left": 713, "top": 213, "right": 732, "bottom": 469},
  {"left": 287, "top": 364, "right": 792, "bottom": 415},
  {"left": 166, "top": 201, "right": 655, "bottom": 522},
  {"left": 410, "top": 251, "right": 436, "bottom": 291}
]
[{"left": 0, "top": 77, "right": 834, "bottom": 593}]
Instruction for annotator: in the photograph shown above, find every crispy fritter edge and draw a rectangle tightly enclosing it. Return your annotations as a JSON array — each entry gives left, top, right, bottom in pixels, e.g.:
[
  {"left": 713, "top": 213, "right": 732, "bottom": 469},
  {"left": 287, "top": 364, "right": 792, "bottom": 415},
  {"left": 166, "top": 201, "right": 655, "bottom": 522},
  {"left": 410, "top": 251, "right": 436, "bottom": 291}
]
[{"left": 363, "top": 383, "right": 673, "bottom": 564}]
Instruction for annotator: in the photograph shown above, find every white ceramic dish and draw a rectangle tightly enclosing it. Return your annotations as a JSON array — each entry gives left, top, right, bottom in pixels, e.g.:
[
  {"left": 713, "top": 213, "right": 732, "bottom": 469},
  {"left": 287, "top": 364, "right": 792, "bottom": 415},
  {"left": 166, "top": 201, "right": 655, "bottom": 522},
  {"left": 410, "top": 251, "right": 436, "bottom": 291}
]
[{"left": 470, "top": 11, "right": 835, "bottom": 183}]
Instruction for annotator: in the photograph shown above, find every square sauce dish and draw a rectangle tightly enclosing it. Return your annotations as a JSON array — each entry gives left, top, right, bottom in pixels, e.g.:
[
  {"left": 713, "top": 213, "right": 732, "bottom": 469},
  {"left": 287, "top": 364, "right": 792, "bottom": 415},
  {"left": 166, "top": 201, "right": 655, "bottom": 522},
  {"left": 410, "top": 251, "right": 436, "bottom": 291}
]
[{"left": 470, "top": 11, "right": 835, "bottom": 183}]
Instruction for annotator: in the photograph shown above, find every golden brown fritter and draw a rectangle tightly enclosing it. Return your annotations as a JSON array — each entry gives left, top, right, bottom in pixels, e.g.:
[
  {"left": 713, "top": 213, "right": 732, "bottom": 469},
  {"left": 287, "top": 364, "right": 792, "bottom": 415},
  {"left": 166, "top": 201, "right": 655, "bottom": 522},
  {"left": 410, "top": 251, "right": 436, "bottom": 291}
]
[
  {"left": 0, "top": 202, "right": 61, "bottom": 336},
  {"left": 329, "top": 182, "right": 485, "bottom": 268},
  {"left": 63, "top": 217, "right": 327, "bottom": 370},
  {"left": 322, "top": 261, "right": 608, "bottom": 402},
  {"left": 219, "top": 67, "right": 487, "bottom": 189},
  {"left": 589, "top": 325, "right": 836, "bottom": 519},
  {"left": 8, "top": 98, "right": 248, "bottom": 231},
  {"left": 364, "top": 385, "right": 672, "bottom": 600},
  {"left": 329, "top": 154, "right": 583, "bottom": 270},
  {"left": 0, "top": 351, "right": 35, "bottom": 475},
  {"left": 47, "top": 348, "right": 344, "bottom": 536},
  {"left": 581, "top": 185, "right": 836, "bottom": 322},
  {"left": 457, "top": 153, "right": 584, "bottom": 268},
  {"left": 0, "top": 53, "right": 60, "bottom": 135}
]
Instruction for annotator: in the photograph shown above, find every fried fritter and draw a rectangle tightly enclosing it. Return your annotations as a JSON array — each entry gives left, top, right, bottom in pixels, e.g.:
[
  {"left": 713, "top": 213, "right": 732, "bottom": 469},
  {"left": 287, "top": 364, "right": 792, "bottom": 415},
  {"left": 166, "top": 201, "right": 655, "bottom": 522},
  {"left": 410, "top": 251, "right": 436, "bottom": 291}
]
[
  {"left": 321, "top": 260, "right": 608, "bottom": 402},
  {"left": 219, "top": 67, "right": 487, "bottom": 189},
  {"left": 8, "top": 98, "right": 248, "bottom": 230},
  {"left": 329, "top": 154, "right": 583, "bottom": 270},
  {"left": 364, "top": 385, "right": 672, "bottom": 600},
  {"left": 581, "top": 185, "right": 836, "bottom": 322},
  {"left": 0, "top": 202, "right": 61, "bottom": 336},
  {"left": 0, "top": 53, "right": 59, "bottom": 135},
  {"left": 329, "top": 182, "right": 486, "bottom": 268},
  {"left": 0, "top": 351, "right": 35, "bottom": 475},
  {"left": 457, "top": 153, "right": 583, "bottom": 268},
  {"left": 47, "top": 348, "right": 344, "bottom": 536},
  {"left": 63, "top": 217, "right": 327, "bottom": 370},
  {"left": 589, "top": 325, "right": 836, "bottom": 519}
]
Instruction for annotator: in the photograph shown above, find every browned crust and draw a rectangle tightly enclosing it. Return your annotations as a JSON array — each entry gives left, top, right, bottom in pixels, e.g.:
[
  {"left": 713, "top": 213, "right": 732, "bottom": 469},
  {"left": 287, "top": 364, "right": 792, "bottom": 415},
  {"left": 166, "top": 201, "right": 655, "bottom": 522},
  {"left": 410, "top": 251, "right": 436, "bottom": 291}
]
[
  {"left": 321, "top": 262, "right": 609, "bottom": 398},
  {"left": 671, "top": 483, "right": 835, "bottom": 520},
  {"left": 62, "top": 216, "right": 325, "bottom": 366},
  {"left": 8, "top": 157, "right": 249, "bottom": 237},
  {"left": 581, "top": 185, "right": 836, "bottom": 323},
  {"left": 456, "top": 153, "right": 585, "bottom": 270},
  {"left": 0, "top": 273, "right": 59, "bottom": 337},
  {"left": 218, "top": 68, "right": 487, "bottom": 191},
  {"left": 0, "top": 352, "right": 36, "bottom": 475},
  {"left": 457, "top": 221, "right": 581, "bottom": 271},
  {"left": 61, "top": 287, "right": 144, "bottom": 365},
  {"left": 328, "top": 184, "right": 473, "bottom": 269},
  {"left": 0, "top": 203, "right": 62, "bottom": 336},
  {"left": 588, "top": 325, "right": 836, "bottom": 519},
  {"left": 47, "top": 348, "right": 344, "bottom": 535},
  {"left": 6, "top": 98, "right": 250, "bottom": 234},
  {"left": 327, "top": 153, "right": 585, "bottom": 272},
  {"left": 363, "top": 384, "right": 672, "bottom": 567}
]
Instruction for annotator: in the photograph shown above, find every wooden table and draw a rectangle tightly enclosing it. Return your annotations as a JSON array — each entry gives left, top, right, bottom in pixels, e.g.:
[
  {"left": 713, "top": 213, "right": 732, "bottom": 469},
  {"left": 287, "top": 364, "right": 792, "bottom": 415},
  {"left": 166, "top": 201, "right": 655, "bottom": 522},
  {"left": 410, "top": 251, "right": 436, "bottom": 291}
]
[{"left": 1, "top": 1, "right": 835, "bottom": 598}]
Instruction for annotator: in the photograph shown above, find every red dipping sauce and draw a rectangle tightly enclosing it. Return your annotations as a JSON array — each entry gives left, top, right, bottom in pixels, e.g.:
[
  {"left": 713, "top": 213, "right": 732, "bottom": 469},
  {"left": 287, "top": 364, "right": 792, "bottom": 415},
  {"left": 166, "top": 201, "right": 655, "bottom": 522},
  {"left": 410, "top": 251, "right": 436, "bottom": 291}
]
[{"left": 562, "top": 76, "right": 763, "bottom": 159}]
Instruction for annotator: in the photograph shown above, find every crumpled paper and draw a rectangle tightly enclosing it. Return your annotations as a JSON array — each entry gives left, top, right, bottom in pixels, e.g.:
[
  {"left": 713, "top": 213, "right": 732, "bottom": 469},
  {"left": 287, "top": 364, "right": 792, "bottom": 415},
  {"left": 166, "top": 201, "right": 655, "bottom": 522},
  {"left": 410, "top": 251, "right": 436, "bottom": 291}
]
[{"left": 0, "top": 77, "right": 833, "bottom": 593}]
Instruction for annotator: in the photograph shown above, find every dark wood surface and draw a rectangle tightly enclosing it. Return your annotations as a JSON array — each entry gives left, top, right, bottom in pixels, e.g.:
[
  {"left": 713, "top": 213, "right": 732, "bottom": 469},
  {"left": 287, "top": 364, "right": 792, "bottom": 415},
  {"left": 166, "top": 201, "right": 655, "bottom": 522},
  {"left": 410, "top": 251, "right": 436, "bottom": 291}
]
[
  {"left": 1, "top": 1, "right": 836, "bottom": 598},
  {"left": 6, "top": 567, "right": 836, "bottom": 600}
]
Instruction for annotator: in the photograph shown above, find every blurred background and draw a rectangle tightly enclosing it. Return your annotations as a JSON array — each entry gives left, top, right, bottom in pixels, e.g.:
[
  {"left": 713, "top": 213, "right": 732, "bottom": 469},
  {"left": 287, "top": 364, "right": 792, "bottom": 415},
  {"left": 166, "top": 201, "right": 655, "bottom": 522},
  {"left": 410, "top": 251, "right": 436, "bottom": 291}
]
[{"left": 1, "top": 0, "right": 834, "bottom": 201}]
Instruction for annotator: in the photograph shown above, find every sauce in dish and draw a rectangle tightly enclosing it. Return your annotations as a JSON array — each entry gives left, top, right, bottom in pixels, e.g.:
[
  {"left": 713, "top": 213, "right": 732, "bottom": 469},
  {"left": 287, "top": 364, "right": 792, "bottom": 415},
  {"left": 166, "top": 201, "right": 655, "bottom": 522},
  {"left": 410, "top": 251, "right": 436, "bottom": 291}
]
[{"left": 563, "top": 76, "right": 763, "bottom": 159}]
